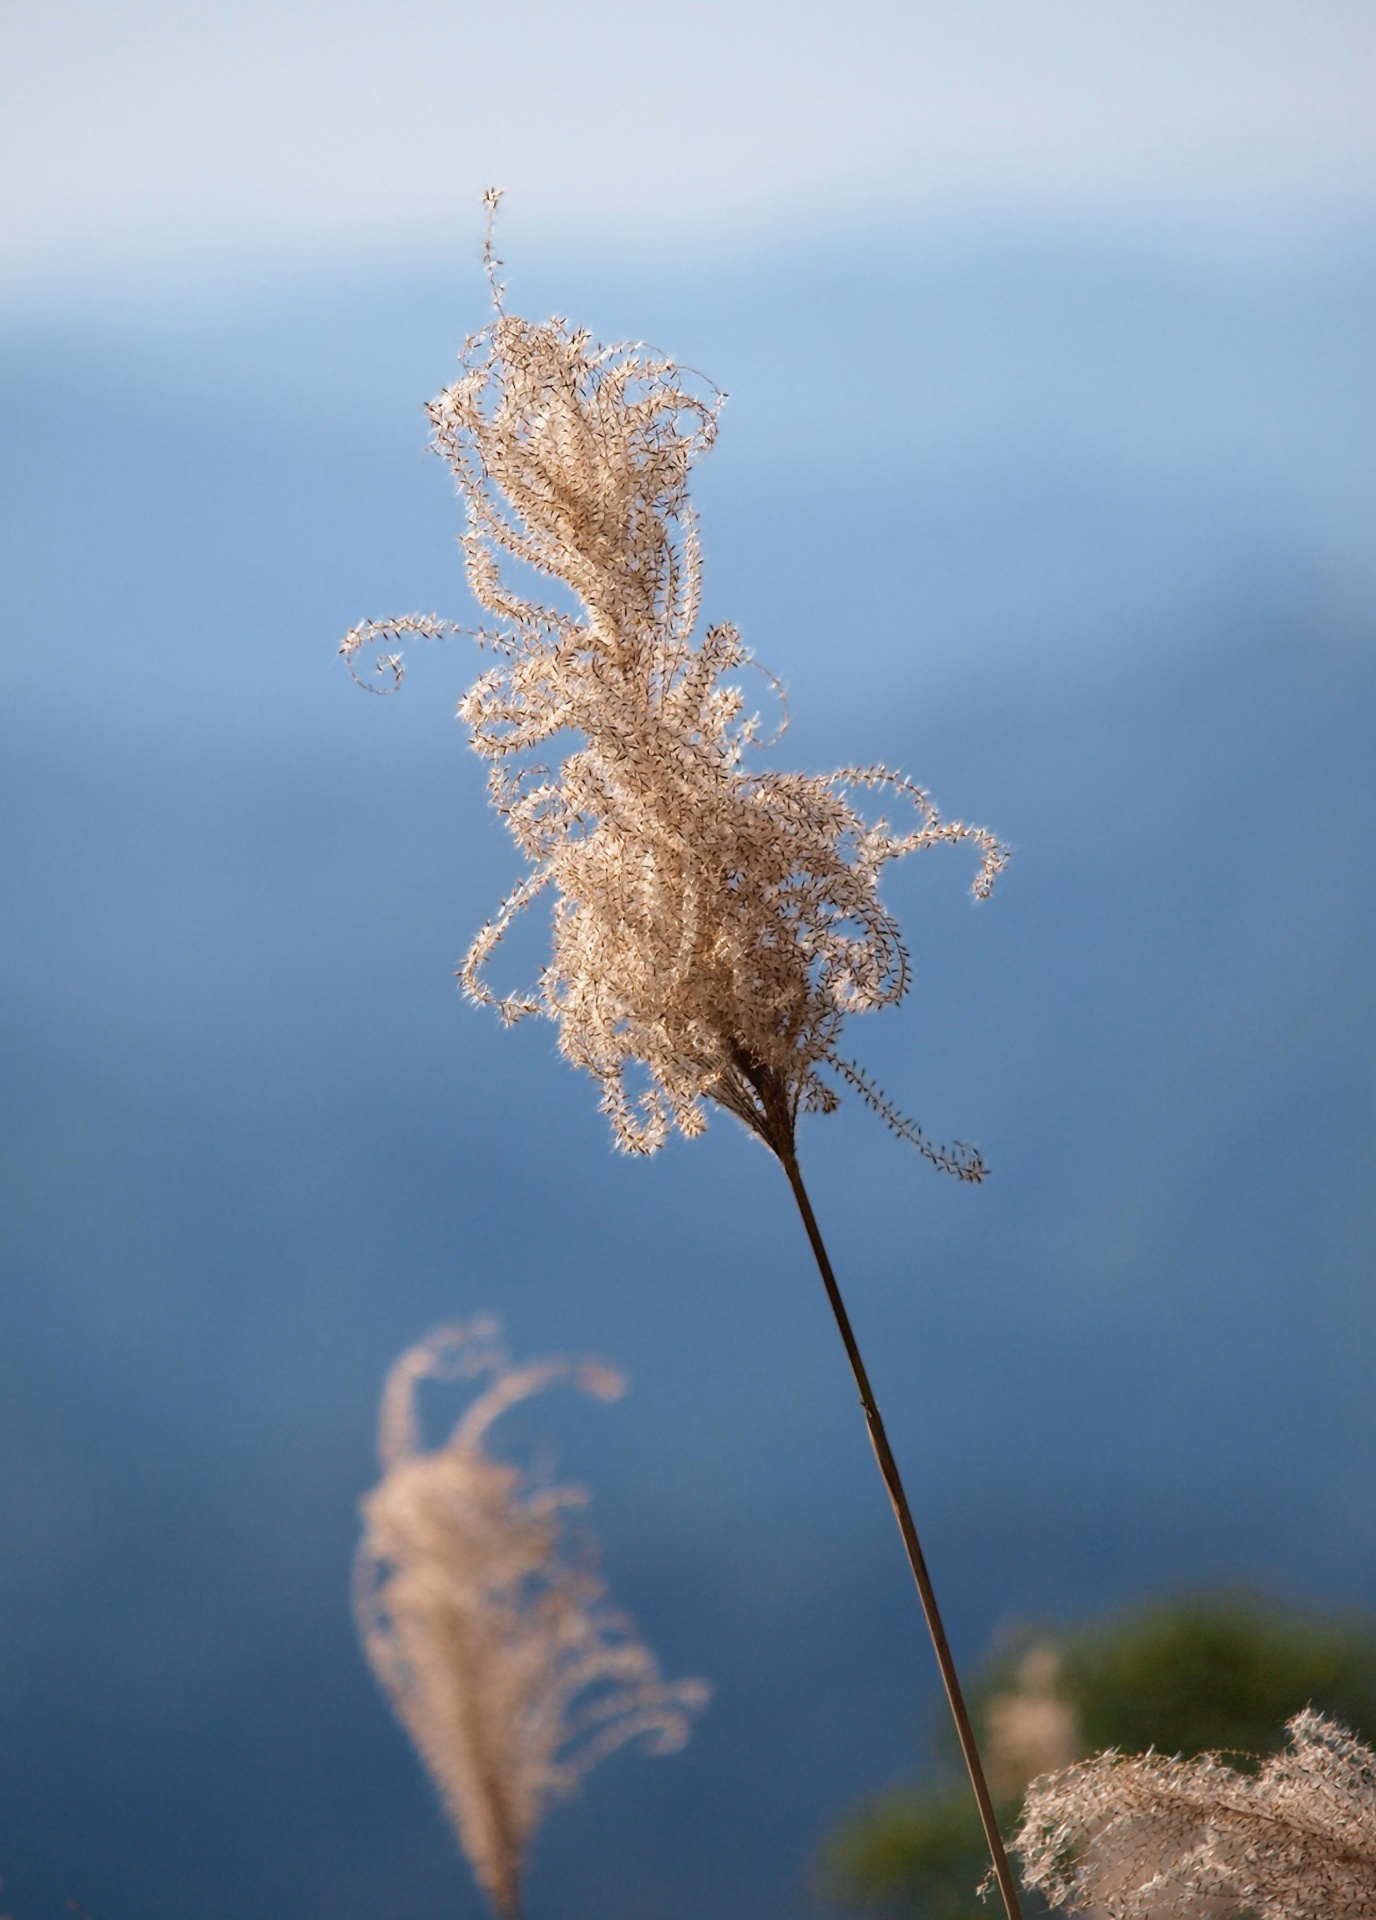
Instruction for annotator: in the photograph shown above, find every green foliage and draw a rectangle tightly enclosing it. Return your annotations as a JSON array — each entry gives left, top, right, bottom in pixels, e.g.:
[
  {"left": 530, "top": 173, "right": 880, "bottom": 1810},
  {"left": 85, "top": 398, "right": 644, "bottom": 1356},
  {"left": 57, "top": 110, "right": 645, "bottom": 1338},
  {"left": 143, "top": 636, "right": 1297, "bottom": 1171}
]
[
  {"left": 819, "top": 1789, "right": 992, "bottom": 1920},
  {"left": 1064, "top": 1595, "right": 1376, "bottom": 1763},
  {"left": 820, "top": 1593, "right": 1376, "bottom": 1918}
]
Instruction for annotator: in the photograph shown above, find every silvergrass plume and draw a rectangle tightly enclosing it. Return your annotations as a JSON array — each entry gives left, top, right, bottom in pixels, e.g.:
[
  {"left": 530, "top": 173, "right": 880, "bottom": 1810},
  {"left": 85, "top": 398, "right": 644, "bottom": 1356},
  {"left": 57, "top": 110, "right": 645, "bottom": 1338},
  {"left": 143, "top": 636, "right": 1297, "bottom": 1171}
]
[
  {"left": 355, "top": 1319, "right": 707, "bottom": 1920},
  {"left": 343, "top": 192, "right": 1021, "bottom": 1918},
  {"left": 1014, "top": 1708, "right": 1376, "bottom": 1919},
  {"left": 342, "top": 188, "right": 1005, "bottom": 1170}
]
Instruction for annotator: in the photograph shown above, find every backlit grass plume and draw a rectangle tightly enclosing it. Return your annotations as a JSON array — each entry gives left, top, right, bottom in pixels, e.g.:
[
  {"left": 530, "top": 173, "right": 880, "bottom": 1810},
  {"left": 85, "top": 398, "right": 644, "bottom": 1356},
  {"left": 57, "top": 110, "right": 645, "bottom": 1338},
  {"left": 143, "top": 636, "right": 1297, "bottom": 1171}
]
[
  {"left": 342, "top": 198, "right": 1004, "bottom": 1169},
  {"left": 1015, "top": 1709, "right": 1376, "bottom": 1918},
  {"left": 344, "top": 194, "right": 1021, "bottom": 1918},
  {"left": 355, "top": 1319, "right": 707, "bottom": 1920}
]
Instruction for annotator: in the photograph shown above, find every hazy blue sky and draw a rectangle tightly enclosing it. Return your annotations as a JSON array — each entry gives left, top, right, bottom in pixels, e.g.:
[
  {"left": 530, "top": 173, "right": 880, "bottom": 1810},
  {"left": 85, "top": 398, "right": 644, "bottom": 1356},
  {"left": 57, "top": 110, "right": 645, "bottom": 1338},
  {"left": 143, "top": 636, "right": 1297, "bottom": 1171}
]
[{"left": 4, "top": 0, "right": 1375, "bottom": 287}]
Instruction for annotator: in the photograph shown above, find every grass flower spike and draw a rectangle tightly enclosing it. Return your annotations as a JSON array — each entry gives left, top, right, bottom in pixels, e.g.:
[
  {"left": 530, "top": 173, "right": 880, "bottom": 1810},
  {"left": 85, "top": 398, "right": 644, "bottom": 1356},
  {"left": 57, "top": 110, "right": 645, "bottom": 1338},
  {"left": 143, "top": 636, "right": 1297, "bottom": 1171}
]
[
  {"left": 1015, "top": 1708, "right": 1376, "bottom": 1918},
  {"left": 342, "top": 206, "right": 1004, "bottom": 1168},
  {"left": 356, "top": 1320, "right": 707, "bottom": 1920}
]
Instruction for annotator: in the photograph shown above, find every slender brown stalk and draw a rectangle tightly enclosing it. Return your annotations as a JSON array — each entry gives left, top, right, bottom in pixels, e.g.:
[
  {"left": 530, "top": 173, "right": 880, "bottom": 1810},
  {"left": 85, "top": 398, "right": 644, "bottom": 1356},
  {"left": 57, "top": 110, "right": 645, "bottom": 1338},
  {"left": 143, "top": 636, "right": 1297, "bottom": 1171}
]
[{"left": 779, "top": 1144, "right": 1025, "bottom": 1920}]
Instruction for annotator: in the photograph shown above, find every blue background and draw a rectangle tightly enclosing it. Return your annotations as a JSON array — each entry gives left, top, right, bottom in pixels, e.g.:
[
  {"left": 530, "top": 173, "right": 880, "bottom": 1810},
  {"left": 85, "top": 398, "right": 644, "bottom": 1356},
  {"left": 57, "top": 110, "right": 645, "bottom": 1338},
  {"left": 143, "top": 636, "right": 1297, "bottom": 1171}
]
[{"left": 2, "top": 210, "right": 1374, "bottom": 1917}]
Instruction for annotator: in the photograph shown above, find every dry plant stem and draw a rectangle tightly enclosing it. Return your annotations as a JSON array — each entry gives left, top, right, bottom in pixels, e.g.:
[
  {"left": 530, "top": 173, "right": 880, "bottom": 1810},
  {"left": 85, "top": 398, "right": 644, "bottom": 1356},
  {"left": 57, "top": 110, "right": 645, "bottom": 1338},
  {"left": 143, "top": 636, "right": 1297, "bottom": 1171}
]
[{"left": 780, "top": 1147, "right": 1025, "bottom": 1920}]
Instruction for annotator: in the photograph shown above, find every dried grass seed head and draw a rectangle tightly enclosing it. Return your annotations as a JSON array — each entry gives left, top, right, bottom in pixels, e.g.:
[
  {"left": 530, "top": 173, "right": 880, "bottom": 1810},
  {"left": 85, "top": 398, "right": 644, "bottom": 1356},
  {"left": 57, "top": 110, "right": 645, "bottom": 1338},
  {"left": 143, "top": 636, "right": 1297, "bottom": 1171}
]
[
  {"left": 343, "top": 264, "right": 1007, "bottom": 1164},
  {"left": 356, "top": 1320, "right": 708, "bottom": 1920},
  {"left": 1014, "top": 1708, "right": 1376, "bottom": 1920}
]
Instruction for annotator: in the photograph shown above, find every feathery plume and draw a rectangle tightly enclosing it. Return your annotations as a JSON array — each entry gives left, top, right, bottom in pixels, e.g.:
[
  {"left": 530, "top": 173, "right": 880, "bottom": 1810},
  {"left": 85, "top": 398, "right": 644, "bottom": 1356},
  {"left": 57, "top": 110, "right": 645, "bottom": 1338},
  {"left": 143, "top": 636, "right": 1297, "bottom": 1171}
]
[
  {"left": 1014, "top": 1709, "right": 1376, "bottom": 1919},
  {"left": 342, "top": 201, "right": 1020, "bottom": 1919},
  {"left": 341, "top": 271, "right": 1005, "bottom": 1166},
  {"left": 355, "top": 1320, "right": 707, "bottom": 1920}
]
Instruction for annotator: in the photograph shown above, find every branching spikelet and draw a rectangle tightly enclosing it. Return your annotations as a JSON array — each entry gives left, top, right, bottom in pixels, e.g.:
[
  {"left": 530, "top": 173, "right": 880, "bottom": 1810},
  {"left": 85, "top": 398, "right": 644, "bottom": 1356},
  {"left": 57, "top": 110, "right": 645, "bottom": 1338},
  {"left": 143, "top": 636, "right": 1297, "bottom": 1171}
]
[
  {"left": 343, "top": 236, "right": 1007, "bottom": 1161},
  {"left": 1014, "top": 1709, "right": 1376, "bottom": 1919},
  {"left": 356, "top": 1320, "right": 708, "bottom": 1920}
]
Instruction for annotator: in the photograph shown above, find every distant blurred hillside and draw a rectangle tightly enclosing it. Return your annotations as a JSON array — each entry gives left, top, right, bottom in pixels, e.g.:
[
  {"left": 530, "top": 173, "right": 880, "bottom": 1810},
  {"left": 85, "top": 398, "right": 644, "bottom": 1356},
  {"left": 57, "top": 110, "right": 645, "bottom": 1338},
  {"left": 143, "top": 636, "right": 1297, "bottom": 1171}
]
[{"left": 0, "top": 219, "right": 1372, "bottom": 1920}]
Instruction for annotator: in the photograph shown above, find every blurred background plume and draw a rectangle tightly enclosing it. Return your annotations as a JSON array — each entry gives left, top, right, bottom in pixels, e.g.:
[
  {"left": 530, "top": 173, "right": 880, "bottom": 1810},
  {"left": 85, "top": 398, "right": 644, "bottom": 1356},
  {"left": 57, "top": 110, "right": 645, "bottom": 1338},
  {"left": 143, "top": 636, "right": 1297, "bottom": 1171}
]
[{"left": 356, "top": 1321, "right": 706, "bottom": 1918}]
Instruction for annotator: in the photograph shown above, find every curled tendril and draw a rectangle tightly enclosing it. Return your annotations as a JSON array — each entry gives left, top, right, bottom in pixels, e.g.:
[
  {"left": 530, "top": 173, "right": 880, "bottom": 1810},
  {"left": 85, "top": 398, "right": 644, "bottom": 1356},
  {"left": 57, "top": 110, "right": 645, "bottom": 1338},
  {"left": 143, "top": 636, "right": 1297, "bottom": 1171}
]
[{"left": 340, "top": 614, "right": 459, "bottom": 693}]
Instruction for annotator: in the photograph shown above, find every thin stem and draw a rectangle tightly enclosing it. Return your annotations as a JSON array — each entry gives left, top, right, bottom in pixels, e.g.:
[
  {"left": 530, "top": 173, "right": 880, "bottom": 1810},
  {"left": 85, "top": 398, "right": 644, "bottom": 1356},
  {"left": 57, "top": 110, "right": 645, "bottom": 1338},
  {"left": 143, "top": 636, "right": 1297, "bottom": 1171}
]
[{"left": 779, "top": 1145, "right": 1025, "bottom": 1920}]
